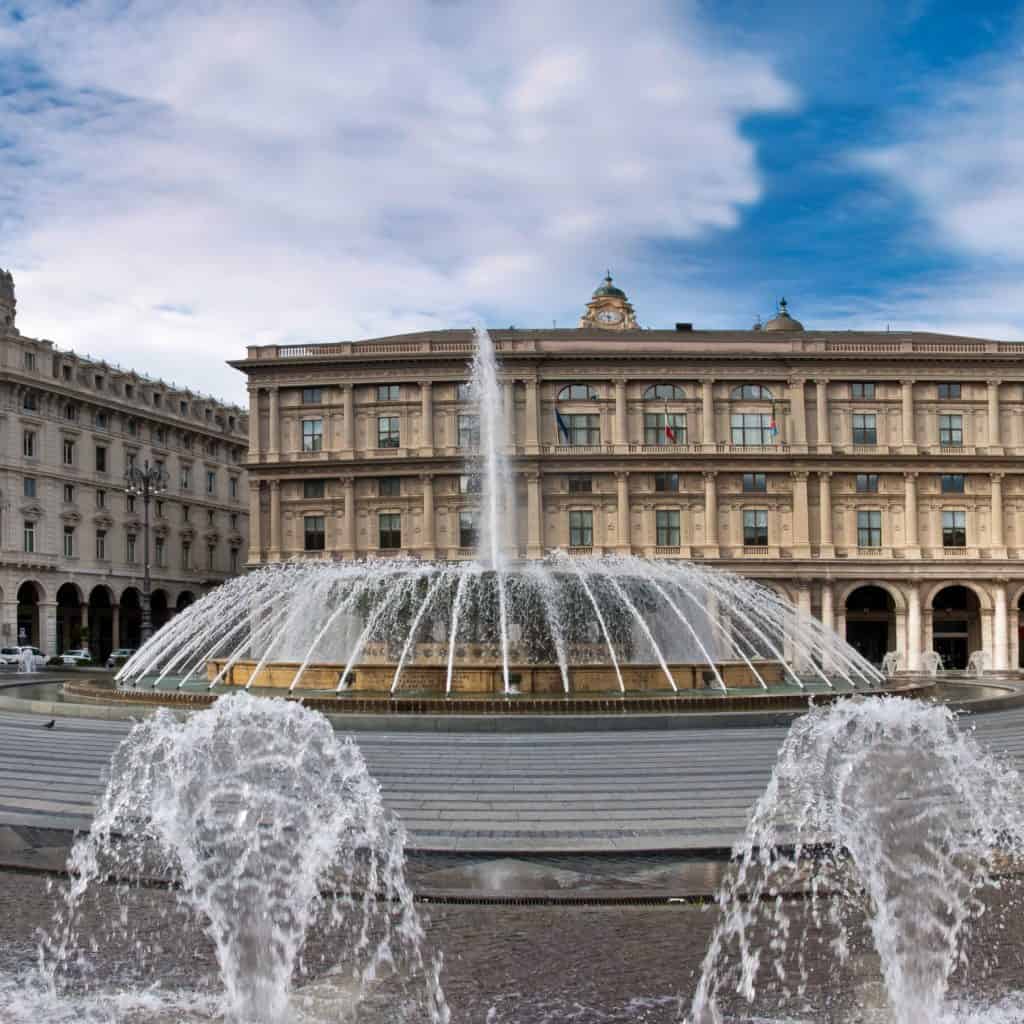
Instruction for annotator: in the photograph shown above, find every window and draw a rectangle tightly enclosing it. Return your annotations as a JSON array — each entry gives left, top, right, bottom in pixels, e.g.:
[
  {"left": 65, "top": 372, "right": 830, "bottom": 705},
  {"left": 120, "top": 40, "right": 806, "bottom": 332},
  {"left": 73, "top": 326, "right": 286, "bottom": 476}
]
[
  {"left": 656, "top": 509, "right": 680, "bottom": 546},
  {"left": 95, "top": 529, "right": 107, "bottom": 560},
  {"left": 23, "top": 521, "right": 35, "bottom": 553},
  {"left": 207, "top": 545, "right": 216, "bottom": 570},
  {"left": 22, "top": 392, "right": 36, "bottom": 411},
  {"left": 126, "top": 534, "right": 137, "bottom": 563},
  {"left": 23, "top": 477, "right": 35, "bottom": 498},
  {"left": 850, "top": 382, "right": 876, "bottom": 399},
  {"left": 153, "top": 393, "right": 162, "bottom": 408},
  {"left": 126, "top": 451, "right": 137, "bottom": 471},
  {"left": 95, "top": 411, "right": 109, "bottom": 430},
  {"left": 96, "top": 489, "right": 106, "bottom": 509},
  {"left": 156, "top": 499, "right": 164, "bottom": 517},
  {"left": 182, "top": 504, "right": 190, "bottom": 523},
  {"left": 643, "top": 412, "right": 686, "bottom": 446},
  {"left": 559, "top": 413, "right": 600, "bottom": 446},
  {"left": 730, "top": 413, "right": 773, "bottom": 446},
  {"left": 229, "top": 477, "right": 238, "bottom": 499},
  {"left": 377, "top": 384, "right": 400, "bottom": 402},
  {"left": 301, "top": 419, "right": 323, "bottom": 452},
  {"left": 182, "top": 541, "right": 192, "bottom": 569},
  {"left": 379, "top": 513, "right": 401, "bottom": 549},
  {"left": 126, "top": 494, "right": 135, "bottom": 513},
  {"left": 567, "top": 474, "right": 592, "bottom": 494},
  {"left": 304, "top": 479, "right": 326, "bottom": 499},
  {"left": 230, "top": 548, "right": 239, "bottom": 574},
  {"left": 851, "top": 413, "right": 877, "bottom": 445},
  {"left": 378, "top": 477, "right": 401, "bottom": 497},
  {"left": 569, "top": 509, "right": 593, "bottom": 547},
  {"left": 643, "top": 383, "right": 686, "bottom": 401},
  {"left": 557, "top": 384, "right": 599, "bottom": 401},
  {"left": 23, "top": 351, "right": 35, "bottom": 370},
  {"left": 377, "top": 415, "right": 400, "bottom": 448},
  {"left": 456, "top": 382, "right": 473, "bottom": 401},
  {"left": 457, "top": 414, "right": 480, "bottom": 449},
  {"left": 63, "top": 526, "right": 75, "bottom": 558},
  {"left": 126, "top": 418, "right": 138, "bottom": 436},
  {"left": 62, "top": 365, "right": 72, "bottom": 382},
  {"left": 856, "top": 473, "right": 879, "bottom": 493},
  {"left": 938, "top": 383, "right": 961, "bottom": 399},
  {"left": 942, "top": 510, "right": 966, "bottom": 547},
  {"left": 857, "top": 510, "right": 882, "bottom": 547},
  {"left": 459, "top": 511, "right": 479, "bottom": 549},
  {"left": 230, "top": 513, "right": 238, "bottom": 530},
  {"left": 207, "top": 509, "right": 215, "bottom": 527},
  {"left": 941, "top": 474, "right": 965, "bottom": 494},
  {"left": 742, "top": 472, "right": 767, "bottom": 493},
  {"left": 654, "top": 472, "right": 679, "bottom": 493},
  {"left": 94, "top": 375, "right": 104, "bottom": 390},
  {"left": 64, "top": 484, "right": 75, "bottom": 503},
  {"left": 153, "top": 426, "right": 166, "bottom": 446},
  {"left": 63, "top": 438, "right": 75, "bottom": 466},
  {"left": 155, "top": 537, "right": 166, "bottom": 567},
  {"left": 939, "top": 414, "right": 963, "bottom": 447},
  {"left": 22, "top": 430, "right": 35, "bottom": 458},
  {"left": 205, "top": 470, "right": 216, "bottom": 495},
  {"left": 731, "top": 384, "right": 773, "bottom": 400},
  {"left": 459, "top": 474, "right": 481, "bottom": 494},
  {"left": 182, "top": 434, "right": 193, "bottom": 451},
  {"left": 95, "top": 446, "right": 107, "bottom": 473},
  {"left": 63, "top": 402, "right": 77, "bottom": 421},
  {"left": 743, "top": 510, "right": 769, "bottom": 546},
  {"left": 180, "top": 400, "right": 189, "bottom": 415},
  {"left": 302, "top": 387, "right": 323, "bottom": 404},
  {"left": 180, "top": 465, "right": 192, "bottom": 490}
]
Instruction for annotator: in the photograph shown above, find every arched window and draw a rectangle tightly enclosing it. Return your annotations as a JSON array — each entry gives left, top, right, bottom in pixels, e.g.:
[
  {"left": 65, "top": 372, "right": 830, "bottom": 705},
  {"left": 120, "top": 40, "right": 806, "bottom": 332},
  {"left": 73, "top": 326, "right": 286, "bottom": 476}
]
[
  {"left": 557, "top": 384, "right": 599, "bottom": 401},
  {"left": 731, "top": 384, "right": 773, "bottom": 400},
  {"left": 643, "top": 383, "right": 686, "bottom": 401}
]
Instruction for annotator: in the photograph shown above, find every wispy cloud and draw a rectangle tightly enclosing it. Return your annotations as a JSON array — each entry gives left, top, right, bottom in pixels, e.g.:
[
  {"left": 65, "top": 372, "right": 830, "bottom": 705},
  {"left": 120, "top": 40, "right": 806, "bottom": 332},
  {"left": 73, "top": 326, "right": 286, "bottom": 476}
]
[{"left": 0, "top": 0, "right": 794, "bottom": 399}]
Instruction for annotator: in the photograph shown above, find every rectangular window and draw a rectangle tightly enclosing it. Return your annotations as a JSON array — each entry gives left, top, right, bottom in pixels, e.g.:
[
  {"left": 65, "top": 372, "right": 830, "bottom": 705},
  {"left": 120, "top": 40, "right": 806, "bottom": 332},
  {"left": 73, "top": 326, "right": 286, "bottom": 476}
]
[
  {"left": 23, "top": 351, "right": 35, "bottom": 370},
  {"left": 654, "top": 472, "right": 679, "bottom": 493},
  {"left": 302, "top": 387, "right": 323, "bottom": 404},
  {"left": 23, "top": 521, "right": 35, "bottom": 554},
  {"left": 95, "top": 529, "right": 107, "bottom": 560},
  {"left": 63, "top": 526, "right": 75, "bottom": 559},
  {"left": 377, "top": 415, "right": 400, "bottom": 448},
  {"left": 96, "top": 489, "right": 106, "bottom": 509},
  {"left": 456, "top": 382, "right": 473, "bottom": 401},
  {"left": 207, "top": 509, "right": 215, "bottom": 526},
  {"left": 459, "top": 511, "right": 479, "bottom": 549},
  {"left": 64, "top": 484, "right": 75, "bottom": 503},
  {"left": 378, "top": 477, "right": 401, "bottom": 497},
  {"left": 459, "top": 474, "right": 481, "bottom": 494},
  {"left": 229, "top": 477, "right": 238, "bottom": 499},
  {"left": 153, "top": 393, "right": 162, "bottom": 408},
  {"left": 95, "top": 411, "right": 108, "bottom": 430},
  {"left": 156, "top": 499, "right": 164, "bottom": 517},
  {"left": 94, "top": 375, "right": 104, "bottom": 390},
  {"left": 63, "top": 365, "right": 73, "bottom": 382},
  {"left": 182, "top": 504, "right": 190, "bottom": 522},
  {"left": 569, "top": 509, "right": 593, "bottom": 547},
  {"left": 457, "top": 414, "right": 480, "bottom": 449},
  {"left": 742, "top": 472, "right": 767, "bottom": 493},
  {"left": 851, "top": 413, "right": 877, "bottom": 445},
  {"left": 856, "top": 473, "right": 879, "bottom": 493},
  {"left": 656, "top": 509, "right": 680, "bottom": 547},
  {"left": 95, "top": 445, "right": 107, "bottom": 473},
  {"left": 942, "top": 510, "right": 967, "bottom": 547},
  {"left": 180, "top": 466, "right": 191, "bottom": 490},
  {"left": 126, "top": 494, "right": 135, "bottom": 513},
  {"left": 643, "top": 412, "right": 686, "bottom": 446},
  {"left": 301, "top": 418, "right": 323, "bottom": 452},
  {"left": 63, "top": 438, "right": 75, "bottom": 465},
  {"left": 155, "top": 537, "right": 166, "bottom": 567},
  {"left": 743, "top": 510, "right": 769, "bottom": 546},
  {"left": 230, "top": 548, "right": 239, "bottom": 574},
  {"left": 939, "top": 414, "right": 963, "bottom": 447},
  {"left": 850, "top": 382, "right": 877, "bottom": 399},
  {"left": 23, "top": 392, "right": 36, "bottom": 411},
  {"left": 126, "top": 451, "right": 137, "bottom": 471},
  {"left": 182, "top": 542, "right": 192, "bottom": 570},
  {"left": 938, "top": 383, "right": 961, "bottom": 399},
  {"left": 568, "top": 474, "right": 592, "bottom": 494},
  {"left": 127, "top": 419, "right": 138, "bottom": 436},
  {"left": 230, "top": 513, "right": 238, "bottom": 530},
  {"left": 180, "top": 401, "right": 189, "bottom": 415},
  {"left": 126, "top": 534, "right": 137, "bottom": 563},
  {"left": 730, "top": 413, "right": 773, "bottom": 446},
  {"left": 64, "top": 403, "right": 77, "bottom": 421},
  {"left": 23, "top": 477, "right": 35, "bottom": 498},
  {"left": 206, "top": 470, "right": 216, "bottom": 494},
  {"left": 941, "top": 474, "right": 965, "bottom": 494},
  {"left": 379, "top": 513, "right": 401, "bottom": 550},
  {"left": 304, "top": 479, "right": 326, "bottom": 499},
  {"left": 377, "top": 384, "right": 400, "bottom": 402},
  {"left": 857, "top": 510, "right": 882, "bottom": 547},
  {"left": 562, "top": 413, "right": 600, "bottom": 446},
  {"left": 22, "top": 430, "right": 35, "bottom": 458},
  {"left": 207, "top": 545, "right": 216, "bottom": 570}
]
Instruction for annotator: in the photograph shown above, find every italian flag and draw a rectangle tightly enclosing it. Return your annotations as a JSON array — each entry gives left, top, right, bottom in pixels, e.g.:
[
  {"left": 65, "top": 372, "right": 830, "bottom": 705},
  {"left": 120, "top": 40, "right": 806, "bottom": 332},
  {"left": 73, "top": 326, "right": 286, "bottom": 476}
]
[{"left": 664, "top": 404, "right": 676, "bottom": 443}]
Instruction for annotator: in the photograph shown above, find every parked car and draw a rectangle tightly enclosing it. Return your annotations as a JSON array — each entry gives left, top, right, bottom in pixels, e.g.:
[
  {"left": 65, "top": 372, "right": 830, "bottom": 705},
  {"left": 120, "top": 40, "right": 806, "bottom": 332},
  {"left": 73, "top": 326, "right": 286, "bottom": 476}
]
[
  {"left": 106, "top": 648, "right": 137, "bottom": 669},
  {"left": 60, "top": 648, "right": 92, "bottom": 666},
  {"left": 0, "top": 646, "right": 47, "bottom": 670}
]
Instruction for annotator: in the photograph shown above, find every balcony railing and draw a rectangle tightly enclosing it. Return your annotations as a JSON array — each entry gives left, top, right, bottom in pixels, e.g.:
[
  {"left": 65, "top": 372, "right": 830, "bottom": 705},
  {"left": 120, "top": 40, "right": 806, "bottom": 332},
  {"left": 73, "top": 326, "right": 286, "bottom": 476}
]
[{"left": 742, "top": 546, "right": 770, "bottom": 557}]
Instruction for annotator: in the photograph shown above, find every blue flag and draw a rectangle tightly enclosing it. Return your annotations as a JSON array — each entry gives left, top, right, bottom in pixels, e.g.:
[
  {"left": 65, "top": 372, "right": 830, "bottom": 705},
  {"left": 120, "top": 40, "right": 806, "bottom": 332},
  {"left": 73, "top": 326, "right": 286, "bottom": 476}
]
[{"left": 555, "top": 408, "right": 571, "bottom": 443}]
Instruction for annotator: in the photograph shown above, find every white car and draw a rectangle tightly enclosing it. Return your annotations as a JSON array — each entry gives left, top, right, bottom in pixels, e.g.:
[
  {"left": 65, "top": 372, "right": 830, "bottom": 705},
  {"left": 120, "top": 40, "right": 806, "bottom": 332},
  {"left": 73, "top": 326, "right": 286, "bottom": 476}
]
[
  {"left": 60, "top": 648, "right": 92, "bottom": 666},
  {"left": 106, "top": 648, "right": 137, "bottom": 669},
  {"left": 0, "top": 646, "right": 46, "bottom": 670}
]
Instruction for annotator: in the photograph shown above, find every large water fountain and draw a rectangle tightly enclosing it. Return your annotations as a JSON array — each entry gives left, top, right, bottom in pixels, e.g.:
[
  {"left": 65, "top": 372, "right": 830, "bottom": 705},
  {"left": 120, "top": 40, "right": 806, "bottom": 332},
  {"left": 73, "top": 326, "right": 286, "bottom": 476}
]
[{"left": 116, "top": 328, "right": 886, "bottom": 702}]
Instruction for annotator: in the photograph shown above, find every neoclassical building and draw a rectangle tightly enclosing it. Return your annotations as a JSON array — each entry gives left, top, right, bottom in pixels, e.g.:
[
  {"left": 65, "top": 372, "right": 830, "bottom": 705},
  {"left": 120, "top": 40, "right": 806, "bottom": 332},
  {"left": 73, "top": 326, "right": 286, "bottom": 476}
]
[
  {"left": 0, "top": 270, "right": 249, "bottom": 659},
  {"left": 236, "top": 276, "right": 1024, "bottom": 674}
]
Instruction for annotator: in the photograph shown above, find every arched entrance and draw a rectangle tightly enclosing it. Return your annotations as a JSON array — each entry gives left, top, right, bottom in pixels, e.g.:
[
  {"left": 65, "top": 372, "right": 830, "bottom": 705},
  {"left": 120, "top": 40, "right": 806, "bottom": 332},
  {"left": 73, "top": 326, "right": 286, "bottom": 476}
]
[
  {"left": 120, "top": 588, "right": 143, "bottom": 650},
  {"left": 151, "top": 589, "right": 170, "bottom": 632},
  {"left": 56, "top": 583, "right": 84, "bottom": 653},
  {"left": 16, "top": 581, "right": 41, "bottom": 648},
  {"left": 931, "top": 585, "right": 980, "bottom": 671},
  {"left": 88, "top": 586, "right": 114, "bottom": 663},
  {"left": 845, "top": 585, "right": 896, "bottom": 666},
  {"left": 176, "top": 591, "right": 195, "bottom": 614}
]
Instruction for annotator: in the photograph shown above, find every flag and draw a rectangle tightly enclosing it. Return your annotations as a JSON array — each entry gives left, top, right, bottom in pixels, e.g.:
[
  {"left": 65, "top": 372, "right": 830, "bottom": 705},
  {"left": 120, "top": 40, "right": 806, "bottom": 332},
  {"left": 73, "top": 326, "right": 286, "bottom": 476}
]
[
  {"left": 663, "top": 403, "right": 676, "bottom": 444},
  {"left": 555, "top": 407, "right": 571, "bottom": 443},
  {"left": 769, "top": 403, "right": 779, "bottom": 440}
]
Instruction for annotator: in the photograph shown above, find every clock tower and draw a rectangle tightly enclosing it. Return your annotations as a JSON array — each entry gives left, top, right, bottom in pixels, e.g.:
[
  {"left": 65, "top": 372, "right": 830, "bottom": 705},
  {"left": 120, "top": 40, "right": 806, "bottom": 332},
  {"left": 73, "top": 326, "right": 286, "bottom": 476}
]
[{"left": 579, "top": 272, "right": 638, "bottom": 331}]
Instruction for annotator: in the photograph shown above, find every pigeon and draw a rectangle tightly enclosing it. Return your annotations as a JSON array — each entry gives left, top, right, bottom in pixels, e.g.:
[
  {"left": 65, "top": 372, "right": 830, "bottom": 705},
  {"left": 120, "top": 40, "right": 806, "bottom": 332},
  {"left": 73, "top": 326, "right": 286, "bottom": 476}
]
[{"left": 42, "top": 719, "right": 55, "bottom": 729}]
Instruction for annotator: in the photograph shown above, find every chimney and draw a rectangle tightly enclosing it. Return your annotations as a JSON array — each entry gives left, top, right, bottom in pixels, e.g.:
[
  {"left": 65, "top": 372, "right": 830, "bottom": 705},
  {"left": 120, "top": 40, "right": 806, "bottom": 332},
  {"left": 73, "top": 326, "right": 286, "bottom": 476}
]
[{"left": 675, "top": 322, "right": 693, "bottom": 332}]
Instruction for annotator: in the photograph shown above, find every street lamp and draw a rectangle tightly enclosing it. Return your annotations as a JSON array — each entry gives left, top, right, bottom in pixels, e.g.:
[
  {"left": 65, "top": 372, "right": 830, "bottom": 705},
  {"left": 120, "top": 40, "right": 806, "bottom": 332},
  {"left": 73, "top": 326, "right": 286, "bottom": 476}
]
[{"left": 124, "top": 459, "right": 169, "bottom": 643}]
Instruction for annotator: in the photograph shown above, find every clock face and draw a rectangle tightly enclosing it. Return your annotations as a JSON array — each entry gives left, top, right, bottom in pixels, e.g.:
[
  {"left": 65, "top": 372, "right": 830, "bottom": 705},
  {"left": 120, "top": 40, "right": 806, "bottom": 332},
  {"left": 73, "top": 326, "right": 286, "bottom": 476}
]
[{"left": 597, "top": 309, "right": 622, "bottom": 324}]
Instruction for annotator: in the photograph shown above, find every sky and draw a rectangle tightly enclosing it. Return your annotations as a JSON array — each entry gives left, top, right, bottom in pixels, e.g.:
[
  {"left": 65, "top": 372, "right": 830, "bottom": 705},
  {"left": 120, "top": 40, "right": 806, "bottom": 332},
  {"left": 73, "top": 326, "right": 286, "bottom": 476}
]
[{"left": 2, "top": 0, "right": 1023, "bottom": 404}]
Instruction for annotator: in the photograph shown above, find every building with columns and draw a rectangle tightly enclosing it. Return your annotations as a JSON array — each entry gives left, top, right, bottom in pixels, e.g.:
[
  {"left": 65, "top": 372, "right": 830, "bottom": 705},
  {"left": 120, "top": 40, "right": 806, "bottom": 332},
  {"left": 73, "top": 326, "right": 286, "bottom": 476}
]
[
  {"left": 0, "top": 270, "right": 249, "bottom": 659},
  {"left": 235, "top": 276, "right": 1024, "bottom": 674}
]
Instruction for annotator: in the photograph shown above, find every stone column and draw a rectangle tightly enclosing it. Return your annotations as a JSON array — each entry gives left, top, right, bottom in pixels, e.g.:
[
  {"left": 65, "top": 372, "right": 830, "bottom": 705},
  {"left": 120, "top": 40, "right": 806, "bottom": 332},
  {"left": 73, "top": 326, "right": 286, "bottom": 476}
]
[
  {"left": 420, "top": 382, "right": 434, "bottom": 454},
  {"left": 614, "top": 379, "right": 628, "bottom": 451},
  {"left": 503, "top": 380, "right": 516, "bottom": 448},
  {"left": 111, "top": 604, "right": 120, "bottom": 650},
  {"left": 268, "top": 386, "right": 280, "bottom": 461},
  {"left": 269, "top": 480, "right": 281, "bottom": 560},
  {"left": 991, "top": 473, "right": 1006, "bottom": 557},
  {"left": 791, "top": 471, "right": 810, "bottom": 557},
  {"left": 247, "top": 389, "right": 261, "bottom": 462},
  {"left": 341, "top": 476, "right": 356, "bottom": 556},
  {"left": 907, "top": 585, "right": 921, "bottom": 671},
  {"left": 525, "top": 380, "right": 540, "bottom": 454},
  {"left": 815, "top": 379, "right": 830, "bottom": 451},
  {"left": 818, "top": 472, "right": 834, "bottom": 557},
  {"left": 901, "top": 380, "right": 915, "bottom": 451},
  {"left": 41, "top": 602, "right": 57, "bottom": 657},
  {"left": 994, "top": 580, "right": 1008, "bottom": 671},
  {"left": 1012, "top": 602, "right": 1021, "bottom": 672},
  {"left": 248, "top": 481, "right": 262, "bottom": 562},
  {"left": 703, "top": 471, "right": 718, "bottom": 557},
  {"left": 788, "top": 379, "right": 807, "bottom": 451},
  {"left": 615, "top": 471, "right": 630, "bottom": 552},
  {"left": 928, "top": 503, "right": 941, "bottom": 554},
  {"left": 341, "top": 384, "right": 355, "bottom": 453},
  {"left": 904, "top": 472, "right": 920, "bottom": 557},
  {"left": 820, "top": 581, "right": 834, "bottom": 631},
  {"left": 701, "top": 380, "right": 715, "bottom": 451},
  {"left": 420, "top": 474, "right": 435, "bottom": 558},
  {"left": 527, "top": 473, "right": 543, "bottom": 559},
  {"left": 988, "top": 380, "right": 1002, "bottom": 451}
]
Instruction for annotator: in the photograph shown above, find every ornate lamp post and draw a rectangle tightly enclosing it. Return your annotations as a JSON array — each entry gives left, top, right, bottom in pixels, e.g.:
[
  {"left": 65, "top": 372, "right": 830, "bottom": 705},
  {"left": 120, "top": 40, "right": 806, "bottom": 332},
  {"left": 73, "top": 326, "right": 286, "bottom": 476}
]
[{"left": 124, "top": 459, "right": 169, "bottom": 643}]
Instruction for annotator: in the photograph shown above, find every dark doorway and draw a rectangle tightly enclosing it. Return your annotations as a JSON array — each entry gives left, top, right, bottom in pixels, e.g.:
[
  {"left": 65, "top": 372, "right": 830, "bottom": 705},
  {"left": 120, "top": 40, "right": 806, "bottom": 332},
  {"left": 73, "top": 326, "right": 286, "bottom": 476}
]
[
  {"left": 932, "top": 585, "right": 980, "bottom": 671},
  {"left": 151, "top": 590, "right": 170, "bottom": 632},
  {"left": 176, "top": 591, "right": 195, "bottom": 614},
  {"left": 121, "top": 588, "right": 143, "bottom": 650},
  {"left": 56, "top": 583, "right": 84, "bottom": 653},
  {"left": 88, "top": 586, "right": 114, "bottom": 663},
  {"left": 16, "top": 581, "right": 41, "bottom": 648},
  {"left": 845, "top": 585, "right": 895, "bottom": 667}
]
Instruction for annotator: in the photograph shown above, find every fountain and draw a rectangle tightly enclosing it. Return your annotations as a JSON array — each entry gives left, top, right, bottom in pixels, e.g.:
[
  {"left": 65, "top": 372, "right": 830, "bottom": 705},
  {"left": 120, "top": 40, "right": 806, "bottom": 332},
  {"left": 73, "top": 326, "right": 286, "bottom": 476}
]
[
  {"left": 921, "top": 650, "right": 944, "bottom": 677},
  {"left": 688, "top": 697, "right": 1024, "bottom": 1023},
  {"left": 881, "top": 650, "right": 902, "bottom": 677},
  {"left": 968, "top": 649, "right": 990, "bottom": 677}
]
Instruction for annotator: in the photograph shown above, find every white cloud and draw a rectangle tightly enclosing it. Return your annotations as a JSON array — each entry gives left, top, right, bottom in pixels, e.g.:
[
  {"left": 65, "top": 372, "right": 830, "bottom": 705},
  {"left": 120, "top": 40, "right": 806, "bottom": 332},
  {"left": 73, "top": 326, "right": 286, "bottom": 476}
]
[{"left": 1, "top": 0, "right": 794, "bottom": 401}]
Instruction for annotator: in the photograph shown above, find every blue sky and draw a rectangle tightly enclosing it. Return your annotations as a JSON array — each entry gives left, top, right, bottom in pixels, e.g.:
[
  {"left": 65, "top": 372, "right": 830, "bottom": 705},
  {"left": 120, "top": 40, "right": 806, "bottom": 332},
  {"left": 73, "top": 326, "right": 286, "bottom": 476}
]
[{"left": 2, "top": 1, "right": 1023, "bottom": 402}]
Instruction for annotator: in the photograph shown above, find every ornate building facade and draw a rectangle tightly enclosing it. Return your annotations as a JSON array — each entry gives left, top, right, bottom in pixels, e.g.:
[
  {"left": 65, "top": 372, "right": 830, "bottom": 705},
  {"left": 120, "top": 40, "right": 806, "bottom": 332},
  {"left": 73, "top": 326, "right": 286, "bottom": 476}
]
[
  {"left": 0, "top": 270, "right": 249, "bottom": 659},
  {"left": 236, "top": 276, "right": 1024, "bottom": 674}
]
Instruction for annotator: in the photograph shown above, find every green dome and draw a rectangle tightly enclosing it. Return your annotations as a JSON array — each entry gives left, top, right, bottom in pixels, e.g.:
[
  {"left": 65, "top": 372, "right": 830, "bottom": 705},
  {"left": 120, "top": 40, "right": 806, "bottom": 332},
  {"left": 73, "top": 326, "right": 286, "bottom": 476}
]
[{"left": 593, "top": 272, "right": 626, "bottom": 300}]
